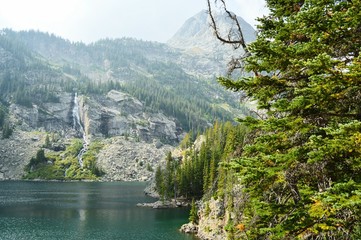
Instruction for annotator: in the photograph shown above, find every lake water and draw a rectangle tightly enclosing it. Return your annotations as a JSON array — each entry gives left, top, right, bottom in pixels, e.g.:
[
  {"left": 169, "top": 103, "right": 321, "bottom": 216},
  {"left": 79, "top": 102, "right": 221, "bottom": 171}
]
[{"left": 0, "top": 181, "right": 197, "bottom": 240}]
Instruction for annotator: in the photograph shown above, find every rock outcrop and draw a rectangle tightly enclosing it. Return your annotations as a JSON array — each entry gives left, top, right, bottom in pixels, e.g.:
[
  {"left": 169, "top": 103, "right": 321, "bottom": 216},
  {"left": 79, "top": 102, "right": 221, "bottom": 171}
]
[
  {"left": 196, "top": 198, "right": 228, "bottom": 240},
  {"left": 137, "top": 198, "right": 189, "bottom": 209},
  {"left": 8, "top": 92, "right": 75, "bottom": 134},
  {"left": 181, "top": 184, "right": 245, "bottom": 240},
  {"left": 180, "top": 222, "right": 198, "bottom": 234}
]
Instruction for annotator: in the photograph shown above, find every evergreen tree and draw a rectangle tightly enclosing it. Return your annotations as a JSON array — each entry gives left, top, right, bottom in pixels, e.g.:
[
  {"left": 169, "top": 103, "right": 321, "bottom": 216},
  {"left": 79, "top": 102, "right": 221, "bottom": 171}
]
[
  {"left": 44, "top": 135, "right": 50, "bottom": 148},
  {"left": 164, "top": 152, "right": 174, "bottom": 199},
  {"left": 36, "top": 149, "right": 47, "bottom": 163},
  {"left": 0, "top": 105, "right": 6, "bottom": 127},
  {"left": 208, "top": 154, "right": 217, "bottom": 191},
  {"left": 2, "top": 122, "right": 13, "bottom": 139},
  {"left": 189, "top": 198, "right": 198, "bottom": 224},
  {"left": 217, "top": 0, "right": 361, "bottom": 238},
  {"left": 155, "top": 165, "right": 165, "bottom": 199}
]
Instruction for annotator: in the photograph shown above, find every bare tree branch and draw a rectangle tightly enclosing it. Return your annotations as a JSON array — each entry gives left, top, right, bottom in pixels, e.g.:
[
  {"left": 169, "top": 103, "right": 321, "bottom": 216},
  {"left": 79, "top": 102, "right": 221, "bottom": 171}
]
[
  {"left": 207, "top": 0, "right": 249, "bottom": 51},
  {"left": 207, "top": 0, "right": 251, "bottom": 75}
]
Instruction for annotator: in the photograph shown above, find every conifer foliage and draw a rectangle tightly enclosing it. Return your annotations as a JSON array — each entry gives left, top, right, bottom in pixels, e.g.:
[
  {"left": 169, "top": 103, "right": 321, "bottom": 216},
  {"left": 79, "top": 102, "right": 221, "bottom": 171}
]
[
  {"left": 217, "top": 0, "right": 361, "bottom": 239},
  {"left": 155, "top": 122, "right": 248, "bottom": 200}
]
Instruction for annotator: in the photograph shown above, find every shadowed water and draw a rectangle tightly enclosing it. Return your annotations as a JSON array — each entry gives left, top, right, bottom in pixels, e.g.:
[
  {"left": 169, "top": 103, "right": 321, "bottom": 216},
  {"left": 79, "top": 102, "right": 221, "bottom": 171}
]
[{"left": 0, "top": 181, "right": 197, "bottom": 240}]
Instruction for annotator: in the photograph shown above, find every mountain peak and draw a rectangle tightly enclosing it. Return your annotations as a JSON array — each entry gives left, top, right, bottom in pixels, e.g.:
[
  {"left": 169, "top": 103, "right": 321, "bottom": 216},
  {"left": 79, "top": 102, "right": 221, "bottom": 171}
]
[{"left": 168, "top": 10, "right": 256, "bottom": 51}]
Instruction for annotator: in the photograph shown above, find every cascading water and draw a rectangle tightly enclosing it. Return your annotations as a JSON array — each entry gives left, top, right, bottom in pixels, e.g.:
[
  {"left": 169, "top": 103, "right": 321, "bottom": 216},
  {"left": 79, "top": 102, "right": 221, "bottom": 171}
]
[{"left": 72, "top": 93, "right": 88, "bottom": 168}]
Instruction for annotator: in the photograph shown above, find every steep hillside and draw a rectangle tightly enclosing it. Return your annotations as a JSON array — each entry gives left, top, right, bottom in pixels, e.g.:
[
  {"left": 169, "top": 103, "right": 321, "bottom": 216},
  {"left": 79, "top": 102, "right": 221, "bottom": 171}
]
[
  {"left": 0, "top": 10, "right": 255, "bottom": 181},
  {"left": 3, "top": 29, "right": 250, "bottom": 131},
  {"left": 0, "top": 35, "right": 181, "bottom": 180}
]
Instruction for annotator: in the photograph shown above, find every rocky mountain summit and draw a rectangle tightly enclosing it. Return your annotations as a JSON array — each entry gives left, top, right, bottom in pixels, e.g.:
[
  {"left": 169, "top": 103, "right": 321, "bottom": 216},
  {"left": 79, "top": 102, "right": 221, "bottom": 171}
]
[{"left": 168, "top": 10, "right": 256, "bottom": 76}]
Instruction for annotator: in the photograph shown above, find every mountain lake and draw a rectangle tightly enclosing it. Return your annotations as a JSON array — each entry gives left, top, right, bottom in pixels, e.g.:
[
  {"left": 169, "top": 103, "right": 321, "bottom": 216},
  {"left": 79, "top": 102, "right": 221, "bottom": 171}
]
[{"left": 0, "top": 181, "right": 198, "bottom": 240}]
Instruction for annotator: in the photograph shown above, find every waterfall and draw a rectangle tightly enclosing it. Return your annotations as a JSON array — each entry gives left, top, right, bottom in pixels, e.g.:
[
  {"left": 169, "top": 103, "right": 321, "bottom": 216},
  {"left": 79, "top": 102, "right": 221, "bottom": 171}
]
[
  {"left": 72, "top": 93, "right": 88, "bottom": 168},
  {"left": 72, "top": 93, "right": 84, "bottom": 133}
]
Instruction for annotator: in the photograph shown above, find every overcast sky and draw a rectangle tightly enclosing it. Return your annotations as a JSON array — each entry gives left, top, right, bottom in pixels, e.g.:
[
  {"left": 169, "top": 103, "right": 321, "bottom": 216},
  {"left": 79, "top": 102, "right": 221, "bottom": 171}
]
[{"left": 0, "top": 0, "right": 268, "bottom": 43}]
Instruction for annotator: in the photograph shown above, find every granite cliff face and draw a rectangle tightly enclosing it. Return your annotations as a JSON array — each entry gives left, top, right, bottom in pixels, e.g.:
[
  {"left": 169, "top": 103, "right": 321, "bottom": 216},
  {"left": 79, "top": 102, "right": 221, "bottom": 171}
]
[
  {"left": 9, "top": 92, "right": 73, "bottom": 133},
  {"left": 79, "top": 90, "right": 180, "bottom": 143}
]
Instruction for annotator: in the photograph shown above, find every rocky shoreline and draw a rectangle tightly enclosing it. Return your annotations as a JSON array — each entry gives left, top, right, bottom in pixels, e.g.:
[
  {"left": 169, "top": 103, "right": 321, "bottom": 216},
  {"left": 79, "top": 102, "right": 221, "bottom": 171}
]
[
  {"left": 180, "top": 222, "right": 198, "bottom": 234},
  {"left": 136, "top": 199, "right": 189, "bottom": 209}
]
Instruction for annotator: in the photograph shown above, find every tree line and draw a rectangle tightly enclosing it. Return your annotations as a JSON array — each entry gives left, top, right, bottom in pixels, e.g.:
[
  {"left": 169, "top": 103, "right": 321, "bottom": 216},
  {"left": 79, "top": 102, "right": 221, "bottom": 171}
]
[{"left": 154, "top": 121, "right": 248, "bottom": 200}]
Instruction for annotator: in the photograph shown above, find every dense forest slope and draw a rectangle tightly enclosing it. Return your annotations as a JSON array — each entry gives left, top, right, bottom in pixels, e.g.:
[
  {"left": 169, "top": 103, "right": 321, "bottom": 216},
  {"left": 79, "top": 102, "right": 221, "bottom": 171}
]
[{"left": 0, "top": 11, "right": 255, "bottom": 181}]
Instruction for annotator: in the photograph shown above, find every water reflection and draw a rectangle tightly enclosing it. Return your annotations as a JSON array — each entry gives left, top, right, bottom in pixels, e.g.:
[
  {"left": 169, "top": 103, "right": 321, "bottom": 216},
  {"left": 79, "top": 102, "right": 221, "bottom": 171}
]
[{"left": 79, "top": 209, "right": 87, "bottom": 221}]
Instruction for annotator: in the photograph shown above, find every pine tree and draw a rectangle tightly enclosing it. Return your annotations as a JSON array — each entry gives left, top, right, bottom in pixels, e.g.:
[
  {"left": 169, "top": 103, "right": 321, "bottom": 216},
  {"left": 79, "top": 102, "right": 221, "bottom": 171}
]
[
  {"left": 44, "top": 135, "right": 50, "bottom": 148},
  {"left": 189, "top": 198, "right": 198, "bottom": 224},
  {"left": 203, "top": 157, "right": 210, "bottom": 193},
  {"left": 208, "top": 154, "right": 217, "bottom": 191},
  {"left": 217, "top": 0, "right": 361, "bottom": 238},
  {"left": 155, "top": 165, "right": 165, "bottom": 200},
  {"left": 2, "top": 122, "right": 13, "bottom": 139},
  {"left": 164, "top": 152, "right": 174, "bottom": 199},
  {"left": 36, "top": 149, "right": 47, "bottom": 163},
  {"left": 0, "top": 105, "right": 6, "bottom": 127}
]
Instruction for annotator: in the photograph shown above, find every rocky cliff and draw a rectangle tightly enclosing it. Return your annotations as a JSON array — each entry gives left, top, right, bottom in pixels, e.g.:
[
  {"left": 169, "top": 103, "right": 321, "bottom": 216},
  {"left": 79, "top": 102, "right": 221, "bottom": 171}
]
[
  {"left": 181, "top": 187, "right": 246, "bottom": 240},
  {"left": 196, "top": 198, "right": 228, "bottom": 240},
  {"left": 0, "top": 89, "right": 179, "bottom": 181},
  {"left": 79, "top": 90, "right": 181, "bottom": 143}
]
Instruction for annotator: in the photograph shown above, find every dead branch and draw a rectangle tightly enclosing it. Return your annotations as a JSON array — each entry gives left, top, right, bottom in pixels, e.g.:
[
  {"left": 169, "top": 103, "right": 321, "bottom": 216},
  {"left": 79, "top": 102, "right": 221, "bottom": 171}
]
[{"left": 207, "top": 0, "right": 251, "bottom": 74}]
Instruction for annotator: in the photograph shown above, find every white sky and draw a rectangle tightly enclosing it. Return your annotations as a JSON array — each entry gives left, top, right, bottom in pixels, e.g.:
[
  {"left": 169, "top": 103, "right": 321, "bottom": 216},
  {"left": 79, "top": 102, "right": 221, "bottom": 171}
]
[{"left": 0, "top": 0, "right": 268, "bottom": 43}]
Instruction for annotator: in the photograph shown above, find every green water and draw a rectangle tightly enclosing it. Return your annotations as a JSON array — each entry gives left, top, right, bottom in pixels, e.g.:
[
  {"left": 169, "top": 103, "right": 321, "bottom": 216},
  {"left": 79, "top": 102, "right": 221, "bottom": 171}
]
[{"left": 0, "top": 181, "right": 197, "bottom": 240}]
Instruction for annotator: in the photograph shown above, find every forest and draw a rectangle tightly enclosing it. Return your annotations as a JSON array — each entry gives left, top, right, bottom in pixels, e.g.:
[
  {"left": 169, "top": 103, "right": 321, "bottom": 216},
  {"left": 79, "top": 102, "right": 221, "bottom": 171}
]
[
  {"left": 155, "top": 121, "right": 248, "bottom": 200},
  {"left": 156, "top": 0, "right": 361, "bottom": 239}
]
